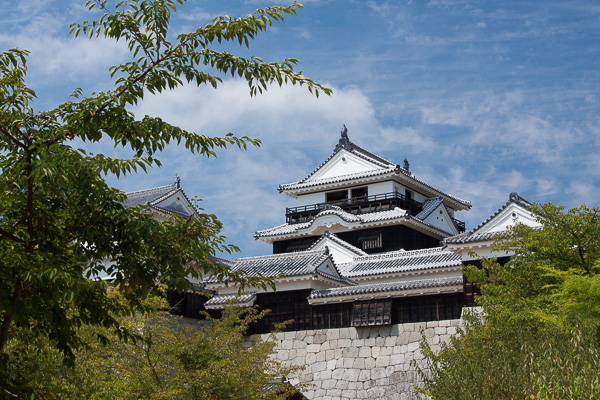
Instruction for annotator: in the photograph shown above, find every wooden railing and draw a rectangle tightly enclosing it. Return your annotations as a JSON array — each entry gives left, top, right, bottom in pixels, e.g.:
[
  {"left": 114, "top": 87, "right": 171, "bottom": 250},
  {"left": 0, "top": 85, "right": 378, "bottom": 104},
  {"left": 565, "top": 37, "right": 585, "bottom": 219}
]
[
  {"left": 285, "top": 191, "right": 466, "bottom": 233},
  {"left": 285, "top": 192, "right": 423, "bottom": 224}
]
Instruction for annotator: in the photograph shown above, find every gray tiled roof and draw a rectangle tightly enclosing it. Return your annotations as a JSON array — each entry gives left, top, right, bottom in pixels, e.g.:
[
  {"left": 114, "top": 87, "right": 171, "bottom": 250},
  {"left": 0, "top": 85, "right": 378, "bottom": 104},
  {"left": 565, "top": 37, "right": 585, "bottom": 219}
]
[
  {"left": 255, "top": 206, "right": 454, "bottom": 239},
  {"left": 255, "top": 207, "right": 409, "bottom": 238},
  {"left": 306, "top": 232, "right": 368, "bottom": 257},
  {"left": 416, "top": 197, "right": 444, "bottom": 220},
  {"left": 124, "top": 179, "right": 197, "bottom": 218},
  {"left": 337, "top": 247, "right": 462, "bottom": 278},
  {"left": 308, "top": 275, "right": 464, "bottom": 300},
  {"left": 443, "top": 192, "right": 531, "bottom": 245},
  {"left": 204, "top": 293, "right": 256, "bottom": 307},
  {"left": 204, "top": 250, "right": 356, "bottom": 286}
]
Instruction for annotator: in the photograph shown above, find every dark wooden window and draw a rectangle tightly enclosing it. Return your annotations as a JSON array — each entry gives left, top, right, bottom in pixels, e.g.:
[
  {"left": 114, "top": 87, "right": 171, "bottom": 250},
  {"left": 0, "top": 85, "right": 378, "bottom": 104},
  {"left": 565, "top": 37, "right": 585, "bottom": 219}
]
[
  {"left": 166, "top": 289, "right": 208, "bottom": 319},
  {"left": 326, "top": 190, "right": 348, "bottom": 202},
  {"left": 352, "top": 299, "right": 392, "bottom": 327},
  {"left": 351, "top": 187, "right": 368, "bottom": 198},
  {"left": 392, "top": 293, "right": 463, "bottom": 324}
]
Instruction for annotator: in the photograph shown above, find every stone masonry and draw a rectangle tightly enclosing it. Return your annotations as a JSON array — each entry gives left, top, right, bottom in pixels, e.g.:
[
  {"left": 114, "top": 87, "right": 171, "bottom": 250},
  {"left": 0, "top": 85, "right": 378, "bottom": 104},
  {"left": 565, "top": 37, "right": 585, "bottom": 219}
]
[{"left": 259, "top": 319, "right": 461, "bottom": 400}]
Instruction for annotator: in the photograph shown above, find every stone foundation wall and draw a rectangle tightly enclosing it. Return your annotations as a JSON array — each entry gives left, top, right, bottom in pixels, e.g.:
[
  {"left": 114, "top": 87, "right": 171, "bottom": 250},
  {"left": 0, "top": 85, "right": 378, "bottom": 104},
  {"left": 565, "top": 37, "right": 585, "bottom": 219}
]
[{"left": 259, "top": 319, "right": 461, "bottom": 400}]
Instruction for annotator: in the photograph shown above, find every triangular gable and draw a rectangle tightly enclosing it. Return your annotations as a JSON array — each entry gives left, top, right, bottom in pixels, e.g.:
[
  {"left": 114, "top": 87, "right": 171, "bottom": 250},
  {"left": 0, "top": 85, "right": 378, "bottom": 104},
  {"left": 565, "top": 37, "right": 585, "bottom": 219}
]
[
  {"left": 477, "top": 202, "right": 540, "bottom": 234},
  {"left": 418, "top": 199, "right": 459, "bottom": 235},
  {"left": 315, "top": 258, "right": 342, "bottom": 278},
  {"left": 308, "top": 233, "right": 367, "bottom": 265},
  {"left": 152, "top": 190, "right": 196, "bottom": 218},
  {"left": 306, "top": 149, "right": 390, "bottom": 182}
]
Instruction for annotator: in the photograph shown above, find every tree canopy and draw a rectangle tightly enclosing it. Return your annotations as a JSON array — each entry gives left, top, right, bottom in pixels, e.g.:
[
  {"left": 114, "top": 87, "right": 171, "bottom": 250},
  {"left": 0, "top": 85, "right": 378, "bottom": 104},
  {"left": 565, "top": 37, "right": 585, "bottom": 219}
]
[
  {"left": 0, "top": 0, "right": 330, "bottom": 371},
  {"left": 417, "top": 203, "right": 600, "bottom": 399}
]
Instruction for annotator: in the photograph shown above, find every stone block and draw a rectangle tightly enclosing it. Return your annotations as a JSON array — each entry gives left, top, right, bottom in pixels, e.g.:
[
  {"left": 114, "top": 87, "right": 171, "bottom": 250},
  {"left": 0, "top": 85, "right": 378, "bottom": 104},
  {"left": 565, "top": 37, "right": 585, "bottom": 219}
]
[
  {"left": 284, "top": 331, "right": 295, "bottom": 340},
  {"left": 335, "top": 380, "right": 349, "bottom": 390},
  {"left": 277, "top": 349, "right": 289, "bottom": 361},
  {"left": 312, "top": 361, "right": 327, "bottom": 373},
  {"left": 295, "top": 348, "right": 307, "bottom": 358},
  {"left": 338, "top": 338, "right": 352, "bottom": 348},
  {"left": 291, "top": 356, "right": 306, "bottom": 367},
  {"left": 426, "top": 321, "right": 438, "bottom": 328},
  {"left": 390, "top": 324, "right": 403, "bottom": 335},
  {"left": 397, "top": 332, "right": 410, "bottom": 345},
  {"left": 314, "top": 333, "right": 327, "bottom": 344},
  {"left": 364, "top": 357, "right": 376, "bottom": 369},
  {"left": 424, "top": 328, "right": 435, "bottom": 338},
  {"left": 320, "top": 341, "right": 330, "bottom": 351},
  {"left": 336, "top": 358, "right": 344, "bottom": 368},
  {"left": 322, "top": 379, "right": 337, "bottom": 390},
  {"left": 407, "top": 341, "right": 420, "bottom": 352},
  {"left": 326, "top": 329, "right": 340, "bottom": 340},
  {"left": 325, "top": 349, "right": 335, "bottom": 359},
  {"left": 358, "top": 369, "right": 371, "bottom": 381},
  {"left": 317, "top": 350, "right": 326, "bottom": 362},
  {"left": 305, "top": 335, "right": 313, "bottom": 344},
  {"left": 348, "top": 381, "right": 363, "bottom": 390},
  {"left": 375, "top": 336, "right": 385, "bottom": 346},
  {"left": 375, "top": 355, "right": 390, "bottom": 368},
  {"left": 293, "top": 341, "right": 307, "bottom": 349},
  {"left": 320, "top": 369, "right": 333, "bottom": 380},
  {"left": 295, "top": 330, "right": 306, "bottom": 340},
  {"left": 281, "top": 340, "right": 293, "bottom": 350},
  {"left": 307, "top": 343, "right": 321, "bottom": 353},
  {"left": 315, "top": 389, "right": 326, "bottom": 398},
  {"left": 390, "top": 353, "right": 405, "bottom": 365},
  {"left": 447, "top": 326, "right": 457, "bottom": 335},
  {"left": 409, "top": 331, "right": 422, "bottom": 342},
  {"left": 305, "top": 352, "right": 316, "bottom": 364},
  {"left": 367, "top": 386, "right": 386, "bottom": 398},
  {"left": 358, "top": 347, "right": 371, "bottom": 358},
  {"left": 329, "top": 339, "right": 338, "bottom": 349},
  {"left": 332, "top": 368, "right": 344, "bottom": 380},
  {"left": 335, "top": 349, "right": 343, "bottom": 359},
  {"left": 371, "top": 346, "right": 381, "bottom": 358},
  {"left": 352, "top": 357, "right": 365, "bottom": 369},
  {"left": 344, "top": 358, "right": 354, "bottom": 368},
  {"left": 380, "top": 346, "right": 393, "bottom": 356},
  {"left": 339, "top": 328, "right": 352, "bottom": 339},
  {"left": 371, "top": 367, "right": 386, "bottom": 380},
  {"left": 384, "top": 336, "right": 396, "bottom": 347},
  {"left": 327, "top": 388, "right": 342, "bottom": 397},
  {"left": 343, "top": 347, "right": 359, "bottom": 358},
  {"left": 414, "top": 322, "right": 427, "bottom": 331},
  {"left": 440, "top": 334, "right": 451, "bottom": 343},
  {"left": 434, "top": 326, "right": 446, "bottom": 335},
  {"left": 403, "top": 323, "right": 415, "bottom": 332},
  {"left": 327, "top": 359, "right": 337, "bottom": 370},
  {"left": 352, "top": 339, "right": 364, "bottom": 348},
  {"left": 365, "top": 338, "right": 376, "bottom": 346}
]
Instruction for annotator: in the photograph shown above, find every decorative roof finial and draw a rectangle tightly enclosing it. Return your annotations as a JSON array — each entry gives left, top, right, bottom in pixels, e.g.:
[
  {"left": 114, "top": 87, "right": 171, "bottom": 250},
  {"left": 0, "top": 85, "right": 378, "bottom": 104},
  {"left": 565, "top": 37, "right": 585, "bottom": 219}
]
[
  {"left": 403, "top": 158, "right": 410, "bottom": 172},
  {"left": 509, "top": 192, "right": 519, "bottom": 202},
  {"left": 175, "top": 174, "right": 181, "bottom": 188},
  {"left": 338, "top": 124, "right": 351, "bottom": 148}
]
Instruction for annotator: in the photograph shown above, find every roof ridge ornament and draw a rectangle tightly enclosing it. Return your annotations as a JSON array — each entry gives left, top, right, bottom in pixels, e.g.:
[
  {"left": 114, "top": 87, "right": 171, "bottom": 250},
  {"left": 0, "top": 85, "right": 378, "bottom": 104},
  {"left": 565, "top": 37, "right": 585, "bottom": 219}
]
[
  {"left": 175, "top": 174, "right": 181, "bottom": 189},
  {"left": 336, "top": 124, "right": 353, "bottom": 150}
]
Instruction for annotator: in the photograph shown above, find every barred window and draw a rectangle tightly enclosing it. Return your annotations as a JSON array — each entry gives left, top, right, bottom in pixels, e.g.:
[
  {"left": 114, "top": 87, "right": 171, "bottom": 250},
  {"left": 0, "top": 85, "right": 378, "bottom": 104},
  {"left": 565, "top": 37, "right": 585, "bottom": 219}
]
[{"left": 352, "top": 299, "right": 392, "bottom": 327}]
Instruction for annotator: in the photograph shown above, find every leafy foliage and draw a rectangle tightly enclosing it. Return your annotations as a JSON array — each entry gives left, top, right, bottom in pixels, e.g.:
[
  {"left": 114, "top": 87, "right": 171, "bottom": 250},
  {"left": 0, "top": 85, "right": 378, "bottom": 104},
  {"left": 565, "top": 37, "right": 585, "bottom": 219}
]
[
  {"left": 416, "top": 203, "right": 600, "bottom": 399},
  {"left": 0, "top": 0, "right": 329, "bottom": 375},
  {"left": 1, "top": 293, "right": 301, "bottom": 399}
]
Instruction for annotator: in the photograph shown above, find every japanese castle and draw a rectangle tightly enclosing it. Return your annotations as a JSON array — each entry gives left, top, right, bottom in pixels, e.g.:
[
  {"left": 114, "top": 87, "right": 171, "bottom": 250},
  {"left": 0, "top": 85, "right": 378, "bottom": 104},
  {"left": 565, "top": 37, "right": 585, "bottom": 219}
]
[{"left": 130, "top": 126, "right": 540, "bottom": 333}]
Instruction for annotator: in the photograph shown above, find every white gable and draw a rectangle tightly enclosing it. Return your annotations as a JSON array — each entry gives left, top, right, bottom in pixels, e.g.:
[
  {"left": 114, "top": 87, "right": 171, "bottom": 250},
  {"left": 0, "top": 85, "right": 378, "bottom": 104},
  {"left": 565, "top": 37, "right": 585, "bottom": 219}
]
[
  {"left": 306, "top": 150, "right": 387, "bottom": 182},
  {"left": 478, "top": 203, "right": 540, "bottom": 234},
  {"left": 154, "top": 191, "right": 194, "bottom": 217},
  {"left": 421, "top": 202, "right": 459, "bottom": 235},
  {"left": 310, "top": 235, "right": 367, "bottom": 265}
]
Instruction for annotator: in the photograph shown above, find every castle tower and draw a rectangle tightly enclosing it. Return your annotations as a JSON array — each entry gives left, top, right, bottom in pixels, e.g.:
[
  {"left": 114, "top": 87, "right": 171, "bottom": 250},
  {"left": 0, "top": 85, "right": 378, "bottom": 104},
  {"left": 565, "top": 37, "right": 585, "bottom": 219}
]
[{"left": 255, "top": 126, "right": 470, "bottom": 259}]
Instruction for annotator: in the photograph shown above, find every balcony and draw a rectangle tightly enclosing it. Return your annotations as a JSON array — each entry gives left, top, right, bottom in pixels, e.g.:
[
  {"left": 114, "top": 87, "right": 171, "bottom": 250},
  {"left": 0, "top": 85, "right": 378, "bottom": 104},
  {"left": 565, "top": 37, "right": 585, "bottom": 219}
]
[
  {"left": 285, "top": 191, "right": 466, "bottom": 233},
  {"left": 285, "top": 192, "right": 423, "bottom": 224}
]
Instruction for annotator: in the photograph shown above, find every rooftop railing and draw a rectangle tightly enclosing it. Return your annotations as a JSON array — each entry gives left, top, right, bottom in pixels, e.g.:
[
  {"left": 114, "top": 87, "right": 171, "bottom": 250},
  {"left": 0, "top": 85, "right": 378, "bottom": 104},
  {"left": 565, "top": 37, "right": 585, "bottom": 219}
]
[{"left": 285, "top": 191, "right": 466, "bottom": 233}]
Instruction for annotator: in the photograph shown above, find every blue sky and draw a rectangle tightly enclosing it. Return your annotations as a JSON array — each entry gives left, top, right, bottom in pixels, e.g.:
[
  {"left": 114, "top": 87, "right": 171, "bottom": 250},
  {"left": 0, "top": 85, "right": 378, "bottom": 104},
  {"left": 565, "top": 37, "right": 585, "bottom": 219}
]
[{"left": 2, "top": 0, "right": 599, "bottom": 258}]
